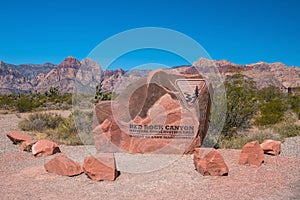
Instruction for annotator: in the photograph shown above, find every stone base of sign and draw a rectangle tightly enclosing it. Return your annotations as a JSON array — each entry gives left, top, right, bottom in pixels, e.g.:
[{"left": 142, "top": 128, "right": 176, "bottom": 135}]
[{"left": 94, "top": 69, "right": 211, "bottom": 154}]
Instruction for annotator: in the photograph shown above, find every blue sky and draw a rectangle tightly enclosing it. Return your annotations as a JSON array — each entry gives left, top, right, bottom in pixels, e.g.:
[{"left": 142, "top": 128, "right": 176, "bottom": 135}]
[{"left": 0, "top": 0, "right": 299, "bottom": 69}]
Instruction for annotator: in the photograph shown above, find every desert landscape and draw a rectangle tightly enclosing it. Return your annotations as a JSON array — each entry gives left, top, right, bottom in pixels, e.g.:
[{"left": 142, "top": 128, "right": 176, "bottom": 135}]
[
  {"left": 1, "top": 56, "right": 300, "bottom": 200},
  {"left": 1, "top": 1, "right": 300, "bottom": 199},
  {"left": 0, "top": 111, "right": 299, "bottom": 199}
]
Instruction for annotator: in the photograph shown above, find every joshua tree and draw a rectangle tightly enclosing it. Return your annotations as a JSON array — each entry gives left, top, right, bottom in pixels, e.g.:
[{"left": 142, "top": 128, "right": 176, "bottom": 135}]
[{"left": 94, "top": 79, "right": 104, "bottom": 103}]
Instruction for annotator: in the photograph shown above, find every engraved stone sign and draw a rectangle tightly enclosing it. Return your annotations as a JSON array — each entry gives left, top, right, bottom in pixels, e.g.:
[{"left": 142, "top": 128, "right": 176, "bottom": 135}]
[{"left": 93, "top": 68, "right": 211, "bottom": 154}]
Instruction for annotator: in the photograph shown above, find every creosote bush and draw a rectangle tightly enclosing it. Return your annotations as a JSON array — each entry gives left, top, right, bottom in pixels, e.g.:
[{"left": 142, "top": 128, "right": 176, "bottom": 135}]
[
  {"left": 255, "top": 98, "right": 288, "bottom": 126},
  {"left": 217, "top": 77, "right": 298, "bottom": 148},
  {"left": 19, "top": 113, "right": 63, "bottom": 131},
  {"left": 0, "top": 87, "right": 72, "bottom": 112},
  {"left": 289, "top": 95, "right": 300, "bottom": 119},
  {"left": 222, "top": 74, "right": 259, "bottom": 138},
  {"left": 18, "top": 112, "right": 94, "bottom": 146}
]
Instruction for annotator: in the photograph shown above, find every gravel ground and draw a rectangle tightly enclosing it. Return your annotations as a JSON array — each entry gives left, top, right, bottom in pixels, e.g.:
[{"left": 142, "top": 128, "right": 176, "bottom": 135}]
[
  {"left": 281, "top": 136, "right": 300, "bottom": 159},
  {"left": 0, "top": 112, "right": 299, "bottom": 200}
]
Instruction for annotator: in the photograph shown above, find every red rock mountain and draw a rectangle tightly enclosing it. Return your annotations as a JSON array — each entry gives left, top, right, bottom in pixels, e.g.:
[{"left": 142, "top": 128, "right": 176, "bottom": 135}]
[
  {"left": 35, "top": 56, "right": 81, "bottom": 93},
  {"left": 0, "top": 57, "right": 299, "bottom": 94}
]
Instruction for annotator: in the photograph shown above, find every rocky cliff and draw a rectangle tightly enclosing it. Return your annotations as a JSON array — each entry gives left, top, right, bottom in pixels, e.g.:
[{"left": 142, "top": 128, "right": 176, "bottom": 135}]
[{"left": 0, "top": 57, "right": 299, "bottom": 94}]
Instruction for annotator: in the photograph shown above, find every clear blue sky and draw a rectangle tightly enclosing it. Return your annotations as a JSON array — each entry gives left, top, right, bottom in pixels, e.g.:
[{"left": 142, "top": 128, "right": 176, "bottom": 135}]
[{"left": 0, "top": 0, "right": 299, "bottom": 68}]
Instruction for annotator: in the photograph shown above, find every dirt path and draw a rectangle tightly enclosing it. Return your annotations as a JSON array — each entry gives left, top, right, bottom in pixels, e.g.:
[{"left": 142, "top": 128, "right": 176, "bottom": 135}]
[{"left": 0, "top": 112, "right": 299, "bottom": 200}]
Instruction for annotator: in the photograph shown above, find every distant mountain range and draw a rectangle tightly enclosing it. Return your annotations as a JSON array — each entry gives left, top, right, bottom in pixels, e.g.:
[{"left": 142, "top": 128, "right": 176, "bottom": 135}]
[{"left": 0, "top": 56, "right": 299, "bottom": 94}]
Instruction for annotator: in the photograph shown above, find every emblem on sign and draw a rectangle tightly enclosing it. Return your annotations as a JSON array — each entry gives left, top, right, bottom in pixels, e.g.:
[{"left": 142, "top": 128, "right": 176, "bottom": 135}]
[{"left": 175, "top": 79, "right": 206, "bottom": 108}]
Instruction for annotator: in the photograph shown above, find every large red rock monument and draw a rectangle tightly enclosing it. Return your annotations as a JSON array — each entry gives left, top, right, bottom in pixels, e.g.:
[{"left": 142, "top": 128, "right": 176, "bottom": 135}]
[{"left": 94, "top": 69, "right": 212, "bottom": 154}]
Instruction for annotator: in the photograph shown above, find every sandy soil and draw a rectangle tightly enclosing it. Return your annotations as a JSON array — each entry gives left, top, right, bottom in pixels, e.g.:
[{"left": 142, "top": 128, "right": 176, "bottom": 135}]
[{"left": 0, "top": 112, "right": 299, "bottom": 200}]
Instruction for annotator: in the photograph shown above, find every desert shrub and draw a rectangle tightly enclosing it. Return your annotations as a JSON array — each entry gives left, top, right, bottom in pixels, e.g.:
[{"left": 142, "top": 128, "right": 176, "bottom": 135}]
[
  {"left": 47, "top": 112, "right": 94, "bottom": 145},
  {"left": 255, "top": 98, "right": 288, "bottom": 126},
  {"left": 44, "top": 114, "right": 83, "bottom": 145},
  {"left": 0, "top": 95, "right": 14, "bottom": 109},
  {"left": 93, "top": 83, "right": 117, "bottom": 104},
  {"left": 72, "top": 110, "right": 94, "bottom": 145},
  {"left": 0, "top": 87, "right": 73, "bottom": 112},
  {"left": 275, "top": 123, "right": 300, "bottom": 139},
  {"left": 258, "top": 85, "right": 285, "bottom": 102},
  {"left": 19, "top": 113, "right": 64, "bottom": 131},
  {"left": 15, "top": 95, "right": 37, "bottom": 112},
  {"left": 45, "top": 86, "right": 59, "bottom": 97},
  {"left": 18, "top": 111, "right": 94, "bottom": 145},
  {"left": 94, "top": 84, "right": 103, "bottom": 103},
  {"left": 102, "top": 92, "right": 117, "bottom": 101},
  {"left": 222, "top": 74, "right": 259, "bottom": 137},
  {"left": 216, "top": 129, "right": 278, "bottom": 149},
  {"left": 289, "top": 95, "right": 300, "bottom": 119}
]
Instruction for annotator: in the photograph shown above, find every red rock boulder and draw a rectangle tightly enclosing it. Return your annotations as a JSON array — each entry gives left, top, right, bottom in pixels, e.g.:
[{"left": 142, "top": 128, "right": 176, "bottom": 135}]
[
  {"left": 194, "top": 148, "right": 229, "bottom": 176},
  {"left": 19, "top": 140, "right": 37, "bottom": 151},
  {"left": 239, "top": 141, "right": 264, "bottom": 167},
  {"left": 83, "top": 154, "right": 118, "bottom": 181},
  {"left": 44, "top": 154, "right": 83, "bottom": 176},
  {"left": 260, "top": 139, "right": 281, "bottom": 156},
  {"left": 32, "top": 140, "right": 61, "bottom": 157},
  {"left": 7, "top": 131, "right": 32, "bottom": 144},
  {"left": 94, "top": 69, "right": 211, "bottom": 154}
]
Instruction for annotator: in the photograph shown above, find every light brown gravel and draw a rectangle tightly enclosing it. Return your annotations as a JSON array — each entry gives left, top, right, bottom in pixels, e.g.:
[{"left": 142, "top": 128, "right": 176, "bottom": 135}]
[{"left": 0, "top": 112, "right": 299, "bottom": 200}]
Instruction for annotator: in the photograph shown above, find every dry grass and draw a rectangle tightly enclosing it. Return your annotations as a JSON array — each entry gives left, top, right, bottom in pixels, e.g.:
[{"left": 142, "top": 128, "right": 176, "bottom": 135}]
[
  {"left": 18, "top": 112, "right": 94, "bottom": 145},
  {"left": 216, "top": 128, "right": 280, "bottom": 149}
]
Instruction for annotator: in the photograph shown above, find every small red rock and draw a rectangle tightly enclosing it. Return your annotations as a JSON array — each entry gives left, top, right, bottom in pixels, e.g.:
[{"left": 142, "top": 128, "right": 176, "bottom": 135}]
[
  {"left": 239, "top": 141, "right": 264, "bottom": 167},
  {"left": 194, "top": 148, "right": 229, "bottom": 176},
  {"left": 32, "top": 140, "right": 61, "bottom": 157},
  {"left": 83, "top": 154, "right": 117, "bottom": 181},
  {"left": 44, "top": 154, "right": 83, "bottom": 176},
  {"left": 19, "top": 140, "right": 37, "bottom": 151},
  {"left": 260, "top": 140, "right": 281, "bottom": 156},
  {"left": 7, "top": 131, "right": 32, "bottom": 144}
]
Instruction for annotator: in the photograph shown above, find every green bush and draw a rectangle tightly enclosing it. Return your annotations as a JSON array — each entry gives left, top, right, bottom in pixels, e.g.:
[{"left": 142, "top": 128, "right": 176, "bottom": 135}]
[
  {"left": 102, "top": 92, "right": 117, "bottom": 101},
  {"left": 289, "top": 95, "right": 300, "bottom": 119},
  {"left": 16, "top": 95, "right": 37, "bottom": 112},
  {"left": 0, "top": 95, "right": 13, "bottom": 109},
  {"left": 222, "top": 74, "right": 259, "bottom": 137},
  {"left": 255, "top": 98, "right": 288, "bottom": 126},
  {"left": 0, "top": 87, "right": 73, "bottom": 112},
  {"left": 93, "top": 83, "right": 117, "bottom": 104},
  {"left": 258, "top": 85, "right": 285, "bottom": 102}
]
